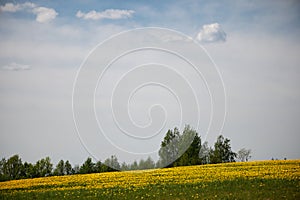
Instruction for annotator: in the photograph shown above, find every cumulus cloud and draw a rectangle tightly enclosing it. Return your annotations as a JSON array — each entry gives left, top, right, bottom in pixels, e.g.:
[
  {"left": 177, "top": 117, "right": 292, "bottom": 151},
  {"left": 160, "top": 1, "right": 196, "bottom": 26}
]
[
  {"left": 76, "top": 9, "right": 135, "bottom": 20},
  {"left": 0, "top": 2, "right": 35, "bottom": 12},
  {"left": 0, "top": 2, "right": 57, "bottom": 23},
  {"left": 32, "top": 7, "right": 58, "bottom": 23},
  {"left": 197, "top": 23, "right": 226, "bottom": 43},
  {"left": 0, "top": 3, "right": 22, "bottom": 12},
  {"left": 2, "top": 63, "right": 31, "bottom": 71}
]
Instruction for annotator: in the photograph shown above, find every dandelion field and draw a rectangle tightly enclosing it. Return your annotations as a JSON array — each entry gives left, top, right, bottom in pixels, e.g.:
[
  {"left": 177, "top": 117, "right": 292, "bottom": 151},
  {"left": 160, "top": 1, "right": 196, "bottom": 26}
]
[{"left": 0, "top": 160, "right": 299, "bottom": 199}]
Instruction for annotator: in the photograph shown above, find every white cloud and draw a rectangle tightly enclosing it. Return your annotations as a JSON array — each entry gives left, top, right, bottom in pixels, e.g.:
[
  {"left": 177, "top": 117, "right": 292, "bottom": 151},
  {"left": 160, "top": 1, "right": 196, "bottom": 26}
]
[
  {"left": 76, "top": 9, "right": 135, "bottom": 20},
  {"left": 0, "top": 2, "right": 57, "bottom": 23},
  {"left": 0, "top": 2, "right": 36, "bottom": 12},
  {"left": 197, "top": 23, "right": 226, "bottom": 43},
  {"left": 32, "top": 7, "right": 58, "bottom": 23},
  {"left": 0, "top": 3, "right": 21, "bottom": 12},
  {"left": 2, "top": 63, "right": 31, "bottom": 71}
]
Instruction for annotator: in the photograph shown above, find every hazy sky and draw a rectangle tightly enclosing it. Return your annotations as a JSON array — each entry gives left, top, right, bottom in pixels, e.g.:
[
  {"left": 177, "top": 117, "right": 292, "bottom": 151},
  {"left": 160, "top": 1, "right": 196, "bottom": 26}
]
[{"left": 0, "top": 0, "right": 299, "bottom": 165}]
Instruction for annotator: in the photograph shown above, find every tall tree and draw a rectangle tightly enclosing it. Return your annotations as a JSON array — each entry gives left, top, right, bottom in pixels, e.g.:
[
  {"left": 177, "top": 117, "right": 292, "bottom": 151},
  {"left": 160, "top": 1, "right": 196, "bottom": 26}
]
[
  {"left": 175, "top": 125, "right": 201, "bottom": 166},
  {"left": 95, "top": 161, "right": 103, "bottom": 173},
  {"left": 120, "top": 162, "right": 129, "bottom": 171},
  {"left": 35, "top": 157, "right": 53, "bottom": 177},
  {"left": 237, "top": 148, "right": 251, "bottom": 162},
  {"left": 138, "top": 159, "right": 146, "bottom": 170},
  {"left": 158, "top": 127, "right": 180, "bottom": 167},
  {"left": 3, "top": 155, "right": 23, "bottom": 180},
  {"left": 54, "top": 160, "right": 65, "bottom": 176},
  {"left": 21, "top": 162, "right": 35, "bottom": 179},
  {"left": 0, "top": 158, "right": 7, "bottom": 181},
  {"left": 104, "top": 155, "right": 120, "bottom": 171},
  {"left": 210, "top": 135, "right": 236, "bottom": 163},
  {"left": 64, "top": 160, "right": 72, "bottom": 175},
  {"left": 138, "top": 157, "right": 155, "bottom": 170},
  {"left": 79, "top": 157, "right": 95, "bottom": 174},
  {"left": 130, "top": 160, "right": 138, "bottom": 170},
  {"left": 143, "top": 156, "right": 155, "bottom": 169},
  {"left": 199, "top": 141, "right": 211, "bottom": 164}
]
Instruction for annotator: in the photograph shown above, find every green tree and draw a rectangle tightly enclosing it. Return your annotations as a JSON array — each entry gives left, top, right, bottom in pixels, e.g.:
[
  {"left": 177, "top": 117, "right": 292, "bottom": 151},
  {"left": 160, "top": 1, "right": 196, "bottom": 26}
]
[
  {"left": 121, "top": 162, "right": 129, "bottom": 171},
  {"left": 53, "top": 160, "right": 65, "bottom": 176},
  {"left": 210, "top": 135, "right": 236, "bottom": 163},
  {"left": 79, "top": 157, "right": 95, "bottom": 174},
  {"left": 0, "top": 158, "right": 8, "bottom": 181},
  {"left": 94, "top": 161, "right": 103, "bottom": 173},
  {"left": 138, "top": 157, "right": 155, "bottom": 170},
  {"left": 143, "top": 156, "right": 155, "bottom": 169},
  {"left": 130, "top": 160, "right": 138, "bottom": 170},
  {"left": 158, "top": 127, "right": 180, "bottom": 167},
  {"left": 21, "top": 162, "right": 35, "bottom": 179},
  {"left": 3, "top": 155, "right": 23, "bottom": 180},
  {"left": 104, "top": 155, "right": 120, "bottom": 171},
  {"left": 138, "top": 159, "right": 146, "bottom": 170},
  {"left": 64, "top": 160, "right": 72, "bottom": 175},
  {"left": 175, "top": 125, "right": 201, "bottom": 166},
  {"left": 35, "top": 157, "right": 53, "bottom": 177}
]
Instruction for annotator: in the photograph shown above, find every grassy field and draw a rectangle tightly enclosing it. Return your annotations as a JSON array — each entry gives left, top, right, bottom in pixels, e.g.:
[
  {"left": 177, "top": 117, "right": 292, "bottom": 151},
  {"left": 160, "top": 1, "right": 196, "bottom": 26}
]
[{"left": 0, "top": 160, "right": 299, "bottom": 199}]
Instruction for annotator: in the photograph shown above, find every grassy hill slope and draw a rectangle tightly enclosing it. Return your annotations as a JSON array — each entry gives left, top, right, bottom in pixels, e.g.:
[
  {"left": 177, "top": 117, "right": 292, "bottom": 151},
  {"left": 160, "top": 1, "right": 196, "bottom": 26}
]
[{"left": 0, "top": 160, "right": 299, "bottom": 199}]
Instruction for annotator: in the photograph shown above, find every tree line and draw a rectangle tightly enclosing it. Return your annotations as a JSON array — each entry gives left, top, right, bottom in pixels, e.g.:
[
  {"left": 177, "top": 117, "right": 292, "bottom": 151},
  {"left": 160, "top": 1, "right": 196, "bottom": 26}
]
[{"left": 0, "top": 125, "right": 251, "bottom": 182}]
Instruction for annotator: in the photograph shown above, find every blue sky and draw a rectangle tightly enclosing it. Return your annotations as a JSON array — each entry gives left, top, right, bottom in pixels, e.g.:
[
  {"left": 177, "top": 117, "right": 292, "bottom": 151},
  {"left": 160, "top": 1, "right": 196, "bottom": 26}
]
[{"left": 0, "top": 0, "right": 299, "bottom": 165}]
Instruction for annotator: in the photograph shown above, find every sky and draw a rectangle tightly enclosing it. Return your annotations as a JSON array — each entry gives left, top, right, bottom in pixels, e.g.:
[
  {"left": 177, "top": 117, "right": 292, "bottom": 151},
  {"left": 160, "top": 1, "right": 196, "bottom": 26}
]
[{"left": 0, "top": 0, "right": 300, "bottom": 166}]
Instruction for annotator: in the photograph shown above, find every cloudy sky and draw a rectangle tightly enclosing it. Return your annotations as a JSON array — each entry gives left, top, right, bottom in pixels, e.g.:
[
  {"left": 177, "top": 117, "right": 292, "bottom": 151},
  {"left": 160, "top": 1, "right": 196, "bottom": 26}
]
[{"left": 0, "top": 0, "right": 299, "bottom": 165}]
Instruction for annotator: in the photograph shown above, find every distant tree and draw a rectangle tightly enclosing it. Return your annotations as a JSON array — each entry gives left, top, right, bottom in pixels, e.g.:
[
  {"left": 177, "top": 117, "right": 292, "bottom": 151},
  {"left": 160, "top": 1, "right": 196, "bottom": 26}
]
[
  {"left": 130, "top": 161, "right": 138, "bottom": 170},
  {"left": 138, "top": 159, "right": 146, "bottom": 170},
  {"left": 53, "top": 160, "right": 72, "bottom": 176},
  {"left": 64, "top": 160, "right": 72, "bottom": 175},
  {"left": 237, "top": 148, "right": 252, "bottom": 162},
  {"left": 35, "top": 157, "right": 53, "bottom": 177},
  {"left": 79, "top": 157, "right": 95, "bottom": 174},
  {"left": 54, "top": 160, "right": 65, "bottom": 176},
  {"left": 138, "top": 157, "right": 155, "bottom": 170},
  {"left": 104, "top": 155, "right": 120, "bottom": 171},
  {"left": 121, "top": 162, "right": 129, "bottom": 171},
  {"left": 158, "top": 127, "right": 180, "bottom": 167},
  {"left": 143, "top": 156, "right": 155, "bottom": 169},
  {"left": 199, "top": 141, "right": 211, "bottom": 164},
  {"left": 3, "top": 155, "right": 23, "bottom": 180},
  {"left": 210, "top": 135, "right": 236, "bottom": 164}
]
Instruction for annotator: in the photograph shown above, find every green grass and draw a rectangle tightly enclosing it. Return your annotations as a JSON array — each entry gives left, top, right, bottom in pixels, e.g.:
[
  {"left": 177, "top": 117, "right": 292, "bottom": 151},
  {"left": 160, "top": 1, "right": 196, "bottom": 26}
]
[{"left": 1, "top": 179, "right": 299, "bottom": 200}]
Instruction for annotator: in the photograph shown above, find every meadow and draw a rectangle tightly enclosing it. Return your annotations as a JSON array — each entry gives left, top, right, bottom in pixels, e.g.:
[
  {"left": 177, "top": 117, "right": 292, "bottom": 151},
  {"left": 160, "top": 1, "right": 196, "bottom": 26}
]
[{"left": 0, "top": 160, "right": 299, "bottom": 199}]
